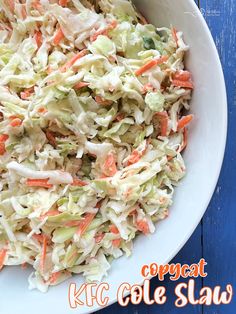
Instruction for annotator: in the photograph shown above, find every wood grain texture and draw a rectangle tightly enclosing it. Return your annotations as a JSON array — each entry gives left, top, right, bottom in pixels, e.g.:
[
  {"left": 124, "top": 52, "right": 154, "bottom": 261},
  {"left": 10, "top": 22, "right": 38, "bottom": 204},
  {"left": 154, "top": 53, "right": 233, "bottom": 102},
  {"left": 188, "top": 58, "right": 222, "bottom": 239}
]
[{"left": 97, "top": 0, "right": 236, "bottom": 313}]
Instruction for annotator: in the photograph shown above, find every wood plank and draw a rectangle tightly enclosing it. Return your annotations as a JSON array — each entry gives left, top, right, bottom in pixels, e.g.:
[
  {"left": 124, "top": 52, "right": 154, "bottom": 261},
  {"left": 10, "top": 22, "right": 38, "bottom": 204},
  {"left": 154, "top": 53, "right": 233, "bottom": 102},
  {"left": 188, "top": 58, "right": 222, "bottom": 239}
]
[{"left": 199, "top": 0, "right": 236, "bottom": 314}]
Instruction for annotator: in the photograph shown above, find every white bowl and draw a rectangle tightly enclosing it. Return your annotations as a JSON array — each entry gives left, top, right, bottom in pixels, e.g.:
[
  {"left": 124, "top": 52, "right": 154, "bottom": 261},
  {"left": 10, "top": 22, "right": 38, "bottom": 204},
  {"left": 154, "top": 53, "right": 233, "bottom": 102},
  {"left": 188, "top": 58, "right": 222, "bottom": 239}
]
[{"left": 0, "top": 0, "right": 227, "bottom": 313}]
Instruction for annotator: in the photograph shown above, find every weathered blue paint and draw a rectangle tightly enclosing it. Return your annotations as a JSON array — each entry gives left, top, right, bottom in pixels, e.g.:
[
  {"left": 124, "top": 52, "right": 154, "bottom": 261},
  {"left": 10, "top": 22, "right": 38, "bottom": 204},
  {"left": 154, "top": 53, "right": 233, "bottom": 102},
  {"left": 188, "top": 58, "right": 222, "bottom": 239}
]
[{"left": 97, "top": 0, "right": 236, "bottom": 313}]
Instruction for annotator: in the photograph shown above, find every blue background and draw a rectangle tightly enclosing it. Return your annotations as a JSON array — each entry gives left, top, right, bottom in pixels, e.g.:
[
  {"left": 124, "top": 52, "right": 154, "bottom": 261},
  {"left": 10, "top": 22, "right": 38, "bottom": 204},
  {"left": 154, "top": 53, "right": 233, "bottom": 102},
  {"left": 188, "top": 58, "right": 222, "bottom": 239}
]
[{"left": 98, "top": 0, "right": 236, "bottom": 313}]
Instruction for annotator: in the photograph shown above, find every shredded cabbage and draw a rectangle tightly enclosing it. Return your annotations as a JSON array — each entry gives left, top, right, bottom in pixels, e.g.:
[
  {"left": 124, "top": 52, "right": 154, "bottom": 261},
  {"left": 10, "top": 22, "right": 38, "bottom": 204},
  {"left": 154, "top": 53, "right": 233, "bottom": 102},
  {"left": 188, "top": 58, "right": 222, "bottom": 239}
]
[{"left": 0, "top": 0, "right": 193, "bottom": 291}]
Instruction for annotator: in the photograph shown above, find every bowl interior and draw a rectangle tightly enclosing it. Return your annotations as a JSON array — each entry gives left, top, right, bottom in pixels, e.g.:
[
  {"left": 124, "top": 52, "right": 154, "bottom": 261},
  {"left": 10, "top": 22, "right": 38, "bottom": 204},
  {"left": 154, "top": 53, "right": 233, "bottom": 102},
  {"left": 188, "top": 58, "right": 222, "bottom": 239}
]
[{"left": 0, "top": 1, "right": 227, "bottom": 314}]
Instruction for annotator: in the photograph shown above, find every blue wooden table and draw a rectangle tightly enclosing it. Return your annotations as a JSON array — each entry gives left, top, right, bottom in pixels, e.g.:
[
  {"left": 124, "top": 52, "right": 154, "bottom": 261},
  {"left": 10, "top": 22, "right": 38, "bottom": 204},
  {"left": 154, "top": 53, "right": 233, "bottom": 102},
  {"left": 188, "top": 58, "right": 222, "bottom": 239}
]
[{"left": 98, "top": 1, "right": 236, "bottom": 313}]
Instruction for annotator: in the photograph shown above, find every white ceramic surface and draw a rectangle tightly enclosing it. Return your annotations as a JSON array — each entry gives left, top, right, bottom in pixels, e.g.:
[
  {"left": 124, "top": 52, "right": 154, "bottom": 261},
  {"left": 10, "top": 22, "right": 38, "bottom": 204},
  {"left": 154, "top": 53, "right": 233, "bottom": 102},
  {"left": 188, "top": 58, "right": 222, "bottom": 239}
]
[{"left": 0, "top": 1, "right": 227, "bottom": 313}]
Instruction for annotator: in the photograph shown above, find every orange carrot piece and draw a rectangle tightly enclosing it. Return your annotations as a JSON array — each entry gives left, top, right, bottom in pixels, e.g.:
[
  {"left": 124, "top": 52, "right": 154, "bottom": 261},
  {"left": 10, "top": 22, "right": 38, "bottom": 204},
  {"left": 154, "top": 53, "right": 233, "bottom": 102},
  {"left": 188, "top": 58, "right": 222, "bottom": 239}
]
[
  {"left": 60, "top": 49, "right": 89, "bottom": 72},
  {"left": 74, "top": 82, "right": 89, "bottom": 90},
  {"left": 76, "top": 213, "right": 96, "bottom": 236},
  {"left": 53, "top": 27, "right": 64, "bottom": 46},
  {"left": 95, "top": 95, "right": 112, "bottom": 106},
  {"left": 155, "top": 111, "right": 169, "bottom": 137},
  {"left": 40, "top": 210, "right": 61, "bottom": 220},
  {"left": 109, "top": 225, "right": 119, "bottom": 234},
  {"left": 136, "top": 219, "right": 150, "bottom": 235},
  {"left": 64, "top": 221, "right": 80, "bottom": 227},
  {"left": 142, "top": 83, "right": 155, "bottom": 94},
  {"left": 127, "top": 150, "right": 141, "bottom": 166},
  {"left": 90, "top": 20, "right": 117, "bottom": 42},
  {"left": 21, "top": 5, "right": 27, "bottom": 19},
  {"left": 0, "top": 143, "right": 6, "bottom": 156},
  {"left": 114, "top": 112, "right": 125, "bottom": 122},
  {"left": 6, "top": 0, "right": 15, "bottom": 13},
  {"left": 40, "top": 235, "right": 47, "bottom": 273},
  {"left": 37, "top": 107, "right": 48, "bottom": 114},
  {"left": 34, "top": 30, "right": 43, "bottom": 49},
  {"left": 177, "top": 114, "right": 193, "bottom": 131},
  {"left": 59, "top": 0, "right": 69, "bottom": 6},
  {"left": 173, "top": 70, "right": 191, "bottom": 81},
  {"left": 32, "top": 234, "right": 44, "bottom": 243},
  {"left": 49, "top": 271, "right": 61, "bottom": 284},
  {"left": 0, "top": 134, "right": 9, "bottom": 142},
  {"left": 135, "top": 56, "right": 168, "bottom": 76},
  {"left": 172, "top": 80, "right": 194, "bottom": 89},
  {"left": 171, "top": 27, "right": 178, "bottom": 46},
  {"left": 71, "top": 178, "right": 88, "bottom": 187},
  {"left": 46, "top": 130, "right": 57, "bottom": 147},
  {"left": 9, "top": 118, "right": 22, "bottom": 127},
  {"left": 0, "top": 248, "right": 7, "bottom": 271},
  {"left": 102, "top": 152, "right": 117, "bottom": 177},
  {"left": 26, "top": 179, "right": 53, "bottom": 189}
]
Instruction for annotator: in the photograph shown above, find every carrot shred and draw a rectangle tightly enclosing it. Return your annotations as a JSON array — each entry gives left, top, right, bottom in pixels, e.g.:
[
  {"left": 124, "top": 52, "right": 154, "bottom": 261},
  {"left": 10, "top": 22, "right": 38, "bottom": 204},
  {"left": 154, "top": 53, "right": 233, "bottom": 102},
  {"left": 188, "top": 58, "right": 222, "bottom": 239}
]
[
  {"left": 6, "top": 0, "right": 15, "bottom": 13},
  {"left": 34, "top": 30, "right": 43, "bottom": 49},
  {"left": 173, "top": 70, "right": 191, "bottom": 81},
  {"left": 172, "top": 79, "right": 194, "bottom": 89},
  {"left": 53, "top": 27, "right": 64, "bottom": 46},
  {"left": 59, "top": 0, "right": 69, "bottom": 6},
  {"left": 109, "top": 225, "right": 119, "bottom": 234},
  {"left": 9, "top": 118, "right": 22, "bottom": 127},
  {"left": 171, "top": 27, "right": 178, "bottom": 46},
  {"left": 102, "top": 152, "right": 117, "bottom": 177},
  {"left": 32, "top": 234, "right": 44, "bottom": 243},
  {"left": 40, "top": 210, "right": 61, "bottom": 220},
  {"left": 90, "top": 20, "right": 117, "bottom": 42},
  {"left": 71, "top": 178, "right": 88, "bottom": 187},
  {"left": 60, "top": 49, "right": 89, "bottom": 72},
  {"left": 142, "top": 83, "right": 155, "bottom": 94},
  {"left": 136, "top": 219, "right": 150, "bottom": 235},
  {"left": 46, "top": 130, "right": 57, "bottom": 147},
  {"left": 95, "top": 95, "right": 112, "bottom": 106},
  {"left": 114, "top": 112, "right": 125, "bottom": 122},
  {"left": 37, "top": 107, "right": 48, "bottom": 114},
  {"left": 177, "top": 114, "right": 193, "bottom": 131},
  {"left": 0, "top": 134, "right": 9, "bottom": 142},
  {"left": 0, "top": 248, "right": 7, "bottom": 271},
  {"left": 155, "top": 111, "right": 169, "bottom": 137},
  {"left": 26, "top": 179, "right": 53, "bottom": 189},
  {"left": 135, "top": 56, "right": 168, "bottom": 76},
  {"left": 74, "top": 82, "right": 89, "bottom": 90},
  {"left": 40, "top": 235, "right": 47, "bottom": 273},
  {"left": 21, "top": 5, "right": 27, "bottom": 20},
  {"left": 49, "top": 271, "right": 61, "bottom": 284},
  {"left": 76, "top": 213, "right": 96, "bottom": 236}
]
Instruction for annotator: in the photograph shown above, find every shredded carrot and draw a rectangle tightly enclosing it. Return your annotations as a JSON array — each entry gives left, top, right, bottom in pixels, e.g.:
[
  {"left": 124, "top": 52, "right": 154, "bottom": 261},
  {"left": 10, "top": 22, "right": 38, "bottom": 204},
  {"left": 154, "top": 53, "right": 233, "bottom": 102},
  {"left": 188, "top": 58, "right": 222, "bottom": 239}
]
[
  {"left": 103, "top": 152, "right": 117, "bottom": 177},
  {"left": 32, "top": 234, "right": 44, "bottom": 243},
  {"left": 71, "top": 178, "right": 88, "bottom": 187},
  {"left": 46, "top": 130, "right": 57, "bottom": 147},
  {"left": 20, "top": 86, "right": 35, "bottom": 100},
  {"left": 9, "top": 118, "right": 22, "bottom": 127},
  {"left": 173, "top": 71, "right": 191, "bottom": 81},
  {"left": 95, "top": 95, "right": 112, "bottom": 106},
  {"left": 40, "top": 210, "right": 61, "bottom": 220},
  {"left": 37, "top": 107, "right": 48, "bottom": 114},
  {"left": 59, "top": 0, "right": 69, "bottom": 6},
  {"left": 127, "top": 141, "right": 148, "bottom": 166},
  {"left": 53, "top": 27, "right": 64, "bottom": 46},
  {"left": 64, "top": 221, "right": 80, "bottom": 227},
  {"left": 109, "top": 225, "right": 119, "bottom": 234},
  {"left": 32, "top": 0, "right": 43, "bottom": 12},
  {"left": 155, "top": 111, "right": 169, "bottom": 137},
  {"left": 136, "top": 219, "right": 150, "bottom": 235},
  {"left": 0, "top": 248, "right": 7, "bottom": 271},
  {"left": 114, "top": 112, "right": 125, "bottom": 122},
  {"left": 5, "top": 0, "right": 15, "bottom": 13},
  {"left": 74, "top": 82, "right": 89, "bottom": 90},
  {"left": 171, "top": 27, "right": 178, "bottom": 46},
  {"left": 21, "top": 5, "right": 27, "bottom": 20},
  {"left": 142, "top": 83, "right": 155, "bottom": 94},
  {"left": 90, "top": 20, "right": 117, "bottom": 42},
  {"left": 76, "top": 213, "right": 96, "bottom": 236},
  {"left": 40, "top": 235, "right": 47, "bottom": 273},
  {"left": 135, "top": 56, "right": 168, "bottom": 76},
  {"left": 177, "top": 114, "right": 193, "bottom": 131},
  {"left": 48, "top": 271, "right": 61, "bottom": 284},
  {"left": 94, "top": 232, "right": 105, "bottom": 244},
  {"left": 172, "top": 80, "right": 194, "bottom": 89},
  {"left": 34, "top": 30, "right": 42, "bottom": 49},
  {"left": 0, "top": 134, "right": 9, "bottom": 142},
  {"left": 139, "top": 14, "right": 148, "bottom": 25},
  {"left": 26, "top": 178, "right": 53, "bottom": 189},
  {"left": 60, "top": 49, "right": 89, "bottom": 72},
  {"left": 109, "top": 225, "right": 121, "bottom": 247}
]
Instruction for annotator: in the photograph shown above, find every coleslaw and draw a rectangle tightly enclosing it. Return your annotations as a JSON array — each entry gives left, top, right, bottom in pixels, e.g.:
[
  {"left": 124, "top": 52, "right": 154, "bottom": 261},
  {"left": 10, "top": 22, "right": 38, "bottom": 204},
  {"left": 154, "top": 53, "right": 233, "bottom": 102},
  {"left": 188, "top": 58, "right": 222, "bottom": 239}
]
[{"left": 0, "top": 0, "right": 194, "bottom": 292}]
